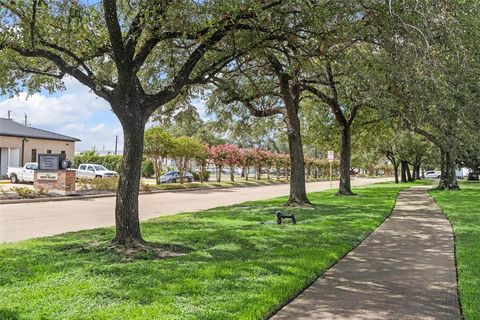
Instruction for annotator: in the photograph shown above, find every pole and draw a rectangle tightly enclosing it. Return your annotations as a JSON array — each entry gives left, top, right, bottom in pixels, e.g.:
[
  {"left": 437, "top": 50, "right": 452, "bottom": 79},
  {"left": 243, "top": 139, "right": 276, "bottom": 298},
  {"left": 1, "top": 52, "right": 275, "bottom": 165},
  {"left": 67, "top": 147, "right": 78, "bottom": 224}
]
[
  {"left": 329, "top": 161, "right": 332, "bottom": 189},
  {"left": 114, "top": 135, "right": 118, "bottom": 155}
]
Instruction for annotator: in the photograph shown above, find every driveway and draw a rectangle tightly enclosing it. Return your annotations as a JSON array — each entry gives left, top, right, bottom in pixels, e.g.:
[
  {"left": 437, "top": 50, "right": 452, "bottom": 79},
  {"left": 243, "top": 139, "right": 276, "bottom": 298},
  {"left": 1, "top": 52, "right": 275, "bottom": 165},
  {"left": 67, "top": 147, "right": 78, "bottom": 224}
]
[{"left": 0, "top": 178, "right": 388, "bottom": 243}]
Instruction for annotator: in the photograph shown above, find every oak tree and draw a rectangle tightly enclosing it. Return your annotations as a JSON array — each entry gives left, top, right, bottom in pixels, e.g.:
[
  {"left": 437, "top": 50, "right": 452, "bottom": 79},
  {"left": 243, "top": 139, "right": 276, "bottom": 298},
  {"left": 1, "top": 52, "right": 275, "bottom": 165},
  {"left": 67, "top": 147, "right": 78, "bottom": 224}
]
[{"left": 0, "top": 0, "right": 279, "bottom": 245}]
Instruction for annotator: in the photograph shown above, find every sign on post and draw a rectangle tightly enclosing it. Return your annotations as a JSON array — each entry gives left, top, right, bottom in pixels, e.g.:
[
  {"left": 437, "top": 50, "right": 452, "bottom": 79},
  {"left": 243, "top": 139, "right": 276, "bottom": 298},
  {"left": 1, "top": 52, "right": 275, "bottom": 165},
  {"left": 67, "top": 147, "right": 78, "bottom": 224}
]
[
  {"left": 38, "top": 154, "right": 60, "bottom": 171},
  {"left": 327, "top": 151, "right": 334, "bottom": 189},
  {"left": 327, "top": 150, "right": 334, "bottom": 162}
]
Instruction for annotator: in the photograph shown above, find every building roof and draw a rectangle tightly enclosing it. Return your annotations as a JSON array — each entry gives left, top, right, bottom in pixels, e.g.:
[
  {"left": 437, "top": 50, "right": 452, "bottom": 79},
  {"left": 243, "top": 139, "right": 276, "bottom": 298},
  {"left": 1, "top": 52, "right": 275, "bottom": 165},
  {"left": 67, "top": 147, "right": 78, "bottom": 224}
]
[{"left": 0, "top": 118, "right": 80, "bottom": 142}]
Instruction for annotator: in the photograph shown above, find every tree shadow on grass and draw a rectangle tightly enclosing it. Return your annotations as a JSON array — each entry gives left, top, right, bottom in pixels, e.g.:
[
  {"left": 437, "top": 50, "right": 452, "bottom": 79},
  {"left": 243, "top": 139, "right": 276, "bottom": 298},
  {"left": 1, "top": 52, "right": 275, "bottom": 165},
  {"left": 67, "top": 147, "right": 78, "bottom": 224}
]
[
  {"left": 0, "top": 185, "right": 402, "bottom": 318},
  {"left": 0, "top": 308, "right": 19, "bottom": 320}
]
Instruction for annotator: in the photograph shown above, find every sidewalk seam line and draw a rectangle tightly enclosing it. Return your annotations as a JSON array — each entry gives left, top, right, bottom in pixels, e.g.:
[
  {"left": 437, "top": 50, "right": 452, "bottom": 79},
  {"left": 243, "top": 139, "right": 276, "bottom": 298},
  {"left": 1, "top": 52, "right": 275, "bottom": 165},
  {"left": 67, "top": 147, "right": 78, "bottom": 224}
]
[
  {"left": 429, "top": 192, "right": 465, "bottom": 320},
  {"left": 266, "top": 186, "right": 408, "bottom": 320}
]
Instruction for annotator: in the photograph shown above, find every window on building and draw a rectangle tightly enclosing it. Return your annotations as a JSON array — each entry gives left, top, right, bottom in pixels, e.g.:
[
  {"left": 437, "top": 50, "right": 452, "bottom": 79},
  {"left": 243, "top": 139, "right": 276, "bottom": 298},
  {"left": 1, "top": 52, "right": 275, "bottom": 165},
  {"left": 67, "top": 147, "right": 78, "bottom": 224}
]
[
  {"left": 47, "top": 150, "right": 52, "bottom": 154},
  {"left": 31, "top": 149, "right": 37, "bottom": 162}
]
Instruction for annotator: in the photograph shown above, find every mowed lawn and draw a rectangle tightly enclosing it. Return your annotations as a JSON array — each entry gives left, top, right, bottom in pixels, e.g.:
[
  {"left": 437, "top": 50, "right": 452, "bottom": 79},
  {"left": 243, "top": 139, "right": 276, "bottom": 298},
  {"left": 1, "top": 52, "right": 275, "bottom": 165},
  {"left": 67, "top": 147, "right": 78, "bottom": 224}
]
[
  {"left": 430, "top": 182, "right": 480, "bottom": 320},
  {"left": 1, "top": 183, "right": 410, "bottom": 320}
]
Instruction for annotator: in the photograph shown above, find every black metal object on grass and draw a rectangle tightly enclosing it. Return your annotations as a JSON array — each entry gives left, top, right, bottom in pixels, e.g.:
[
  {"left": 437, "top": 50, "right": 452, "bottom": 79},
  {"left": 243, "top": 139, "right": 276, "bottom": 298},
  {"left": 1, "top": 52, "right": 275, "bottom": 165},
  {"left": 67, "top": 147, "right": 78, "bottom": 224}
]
[{"left": 275, "top": 211, "right": 296, "bottom": 225}]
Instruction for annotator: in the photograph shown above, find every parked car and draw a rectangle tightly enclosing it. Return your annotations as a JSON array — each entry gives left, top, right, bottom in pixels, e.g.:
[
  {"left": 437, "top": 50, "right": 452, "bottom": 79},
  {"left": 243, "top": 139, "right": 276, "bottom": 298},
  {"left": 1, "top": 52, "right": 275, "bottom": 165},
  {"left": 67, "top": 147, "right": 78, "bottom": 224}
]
[
  {"left": 467, "top": 172, "right": 479, "bottom": 181},
  {"left": 424, "top": 169, "right": 467, "bottom": 180},
  {"left": 456, "top": 170, "right": 465, "bottom": 180},
  {"left": 159, "top": 171, "right": 194, "bottom": 183},
  {"left": 76, "top": 164, "right": 118, "bottom": 179},
  {"left": 424, "top": 171, "right": 441, "bottom": 179},
  {"left": 7, "top": 162, "right": 38, "bottom": 183}
]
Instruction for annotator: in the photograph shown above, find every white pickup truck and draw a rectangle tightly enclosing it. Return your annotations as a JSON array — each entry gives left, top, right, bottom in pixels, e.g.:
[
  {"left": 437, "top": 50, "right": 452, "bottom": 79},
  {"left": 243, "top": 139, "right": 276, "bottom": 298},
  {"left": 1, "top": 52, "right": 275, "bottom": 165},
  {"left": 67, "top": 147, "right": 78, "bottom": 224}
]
[
  {"left": 7, "top": 162, "right": 38, "bottom": 183},
  {"left": 76, "top": 164, "right": 118, "bottom": 179}
]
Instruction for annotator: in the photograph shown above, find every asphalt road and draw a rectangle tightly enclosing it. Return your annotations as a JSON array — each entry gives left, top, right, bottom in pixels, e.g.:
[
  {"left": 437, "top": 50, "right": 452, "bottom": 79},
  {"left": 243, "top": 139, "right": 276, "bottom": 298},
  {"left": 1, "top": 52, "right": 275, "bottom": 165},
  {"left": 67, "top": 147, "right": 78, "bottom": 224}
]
[{"left": 0, "top": 178, "right": 388, "bottom": 243}]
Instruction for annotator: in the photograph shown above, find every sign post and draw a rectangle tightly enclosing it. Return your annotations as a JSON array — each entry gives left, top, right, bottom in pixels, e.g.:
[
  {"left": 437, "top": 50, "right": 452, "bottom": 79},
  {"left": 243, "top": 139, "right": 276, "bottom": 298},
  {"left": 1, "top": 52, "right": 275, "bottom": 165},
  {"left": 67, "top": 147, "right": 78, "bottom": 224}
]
[
  {"left": 327, "top": 150, "right": 334, "bottom": 189},
  {"left": 34, "top": 153, "right": 76, "bottom": 195}
]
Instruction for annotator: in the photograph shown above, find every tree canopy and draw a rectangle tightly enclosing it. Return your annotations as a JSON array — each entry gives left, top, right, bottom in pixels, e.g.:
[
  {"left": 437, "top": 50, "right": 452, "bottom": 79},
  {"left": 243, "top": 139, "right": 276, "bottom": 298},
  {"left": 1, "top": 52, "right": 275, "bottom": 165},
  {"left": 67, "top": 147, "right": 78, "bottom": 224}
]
[{"left": 1, "top": 0, "right": 480, "bottom": 247}]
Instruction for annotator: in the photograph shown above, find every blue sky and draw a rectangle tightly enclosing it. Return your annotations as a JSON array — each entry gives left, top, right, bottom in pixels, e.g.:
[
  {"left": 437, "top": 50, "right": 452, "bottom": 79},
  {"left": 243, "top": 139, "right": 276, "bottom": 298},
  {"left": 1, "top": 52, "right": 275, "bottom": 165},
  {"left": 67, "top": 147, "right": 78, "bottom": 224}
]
[{"left": 0, "top": 77, "right": 123, "bottom": 152}]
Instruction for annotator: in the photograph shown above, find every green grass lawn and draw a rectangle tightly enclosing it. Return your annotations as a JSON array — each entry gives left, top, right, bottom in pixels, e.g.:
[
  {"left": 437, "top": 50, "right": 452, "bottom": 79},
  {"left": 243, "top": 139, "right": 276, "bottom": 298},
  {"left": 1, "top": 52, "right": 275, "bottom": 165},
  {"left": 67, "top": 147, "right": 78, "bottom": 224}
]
[
  {"left": 430, "top": 182, "right": 480, "bottom": 320},
  {"left": 0, "top": 183, "right": 410, "bottom": 320}
]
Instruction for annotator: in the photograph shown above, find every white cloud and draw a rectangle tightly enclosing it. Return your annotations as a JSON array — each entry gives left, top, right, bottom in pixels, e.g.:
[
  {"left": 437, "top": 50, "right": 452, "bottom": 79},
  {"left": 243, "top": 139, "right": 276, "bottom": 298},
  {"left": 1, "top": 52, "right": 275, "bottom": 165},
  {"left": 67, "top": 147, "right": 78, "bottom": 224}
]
[
  {"left": 0, "top": 78, "right": 108, "bottom": 126},
  {"left": 0, "top": 77, "right": 124, "bottom": 152},
  {"left": 60, "top": 123, "right": 123, "bottom": 153}
]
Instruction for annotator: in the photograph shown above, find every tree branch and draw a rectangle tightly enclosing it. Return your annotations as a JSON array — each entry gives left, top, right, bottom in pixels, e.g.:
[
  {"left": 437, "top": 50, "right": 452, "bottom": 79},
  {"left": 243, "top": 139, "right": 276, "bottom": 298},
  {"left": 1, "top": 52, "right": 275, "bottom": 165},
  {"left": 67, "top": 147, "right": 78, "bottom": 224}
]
[
  {"left": 347, "top": 103, "right": 362, "bottom": 125},
  {"left": 244, "top": 100, "right": 284, "bottom": 117},
  {"left": 103, "top": 0, "right": 126, "bottom": 68},
  {"left": 39, "top": 40, "right": 109, "bottom": 78},
  {"left": 3, "top": 44, "right": 112, "bottom": 102},
  {"left": 144, "top": 26, "right": 235, "bottom": 112},
  {"left": 124, "top": 2, "right": 172, "bottom": 61},
  {"left": 124, "top": 11, "right": 145, "bottom": 59},
  {"left": 16, "top": 64, "right": 64, "bottom": 79},
  {"left": 30, "top": 0, "right": 37, "bottom": 48},
  {"left": 133, "top": 1, "right": 281, "bottom": 71}
]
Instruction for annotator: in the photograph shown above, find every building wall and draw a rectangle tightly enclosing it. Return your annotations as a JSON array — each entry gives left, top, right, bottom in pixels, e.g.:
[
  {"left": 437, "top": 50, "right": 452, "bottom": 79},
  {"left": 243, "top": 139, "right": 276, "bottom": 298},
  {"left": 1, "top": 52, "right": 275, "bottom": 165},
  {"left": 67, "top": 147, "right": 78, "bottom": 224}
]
[
  {"left": 0, "top": 135, "right": 22, "bottom": 149},
  {"left": 0, "top": 148, "right": 20, "bottom": 175},
  {"left": 22, "top": 138, "right": 75, "bottom": 163},
  {"left": 0, "top": 135, "right": 76, "bottom": 165},
  {"left": 0, "top": 136, "right": 22, "bottom": 175}
]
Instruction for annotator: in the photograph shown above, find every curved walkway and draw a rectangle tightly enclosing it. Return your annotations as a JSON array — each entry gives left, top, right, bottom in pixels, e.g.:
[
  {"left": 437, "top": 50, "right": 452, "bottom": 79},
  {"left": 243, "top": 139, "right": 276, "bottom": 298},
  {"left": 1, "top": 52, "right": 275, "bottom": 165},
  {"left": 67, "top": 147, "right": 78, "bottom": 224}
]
[{"left": 272, "top": 187, "right": 461, "bottom": 320}]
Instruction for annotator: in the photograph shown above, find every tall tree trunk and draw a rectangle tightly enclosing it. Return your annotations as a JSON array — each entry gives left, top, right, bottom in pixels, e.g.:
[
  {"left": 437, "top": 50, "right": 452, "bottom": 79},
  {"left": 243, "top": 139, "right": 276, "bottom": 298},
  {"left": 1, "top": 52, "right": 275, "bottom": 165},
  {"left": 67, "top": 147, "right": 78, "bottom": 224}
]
[
  {"left": 415, "top": 162, "right": 421, "bottom": 180},
  {"left": 438, "top": 148, "right": 459, "bottom": 190},
  {"left": 393, "top": 161, "right": 399, "bottom": 184},
  {"left": 401, "top": 160, "right": 408, "bottom": 183},
  {"left": 113, "top": 114, "right": 147, "bottom": 245},
  {"left": 199, "top": 163, "right": 204, "bottom": 183},
  {"left": 216, "top": 166, "right": 222, "bottom": 182},
  {"left": 337, "top": 125, "right": 354, "bottom": 195},
  {"left": 178, "top": 157, "right": 185, "bottom": 184},
  {"left": 284, "top": 110, "right": 310, "bottom": 206},
  {"left": 406, "top": 162, "right": 413, "bottom": 182},
  {"left": 412, "top": 163, "right": 419, "bottom": 180},
  {"left": 153, "top": 160, "right": 160, "bottom": 185},
  {"left": 245, "top": 165, "right": 249, "bottom": 181},
  {"left": 230, "top": 165, "right": 235, "bottom": 182}
]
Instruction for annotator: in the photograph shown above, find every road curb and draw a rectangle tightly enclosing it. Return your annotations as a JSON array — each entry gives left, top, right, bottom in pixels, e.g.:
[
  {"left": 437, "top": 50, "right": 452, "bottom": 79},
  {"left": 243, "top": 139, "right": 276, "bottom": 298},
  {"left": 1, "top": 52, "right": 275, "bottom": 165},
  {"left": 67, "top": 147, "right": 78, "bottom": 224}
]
[{"left": 0, "top": 179, "right": 332, "bottom": 205}]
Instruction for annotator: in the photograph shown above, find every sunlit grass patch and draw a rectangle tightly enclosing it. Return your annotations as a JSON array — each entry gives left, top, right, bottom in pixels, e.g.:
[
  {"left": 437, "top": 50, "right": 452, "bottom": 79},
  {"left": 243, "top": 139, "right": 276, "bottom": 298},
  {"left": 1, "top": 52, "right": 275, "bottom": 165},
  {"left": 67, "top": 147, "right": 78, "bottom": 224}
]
[
  {"left": 0, "top": 182, "right": 414, "bottom": 319},
  {"left": 430, "top": 182, "right": 480, "bottom": 320}
]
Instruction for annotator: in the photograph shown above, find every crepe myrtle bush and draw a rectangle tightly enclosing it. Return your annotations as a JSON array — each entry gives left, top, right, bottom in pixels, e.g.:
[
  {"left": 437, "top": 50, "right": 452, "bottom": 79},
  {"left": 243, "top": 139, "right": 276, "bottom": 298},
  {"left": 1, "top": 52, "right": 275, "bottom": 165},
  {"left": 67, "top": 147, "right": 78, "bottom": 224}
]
[
  {"left": 251, "top": 148, "right": 272, "bottom": 180},
  {"left": 209, "top": 144, "right": 231, "bottom": 182},
  {"left": 237, "top": 148, "right": 255, "bottom": 181}
]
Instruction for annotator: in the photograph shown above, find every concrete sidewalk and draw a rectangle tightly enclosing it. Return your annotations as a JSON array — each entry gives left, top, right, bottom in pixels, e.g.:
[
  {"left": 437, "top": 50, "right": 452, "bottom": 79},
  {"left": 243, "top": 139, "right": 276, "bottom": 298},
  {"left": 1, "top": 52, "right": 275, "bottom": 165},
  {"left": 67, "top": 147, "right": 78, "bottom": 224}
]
[{"left": 272, "top": 187, "right": 461, "bottom": 320}]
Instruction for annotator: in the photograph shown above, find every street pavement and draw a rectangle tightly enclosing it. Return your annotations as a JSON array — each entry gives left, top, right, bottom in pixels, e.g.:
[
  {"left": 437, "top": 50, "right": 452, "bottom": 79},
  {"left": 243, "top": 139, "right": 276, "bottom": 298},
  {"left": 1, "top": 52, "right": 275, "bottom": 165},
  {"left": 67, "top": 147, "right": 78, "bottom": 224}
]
[{"left": 0, "top": 178, "right": 387, "bottom": 243}]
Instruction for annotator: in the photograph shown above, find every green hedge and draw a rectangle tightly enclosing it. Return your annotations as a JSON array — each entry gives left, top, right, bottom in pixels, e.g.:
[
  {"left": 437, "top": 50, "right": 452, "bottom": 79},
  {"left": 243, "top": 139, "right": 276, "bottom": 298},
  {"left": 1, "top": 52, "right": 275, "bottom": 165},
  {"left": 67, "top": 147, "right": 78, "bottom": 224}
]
[
  {"left": 142, "top": 161, "right": 154, "bottom": 178},
  {"left": 74, "top": 153, "right": 154, "bottom": 178},
  {"left": 192, "top": 171, "right": 210, "bottom": 182},
  {"left": 74, "top": 153, "right": 123, "bottom": 172}
]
